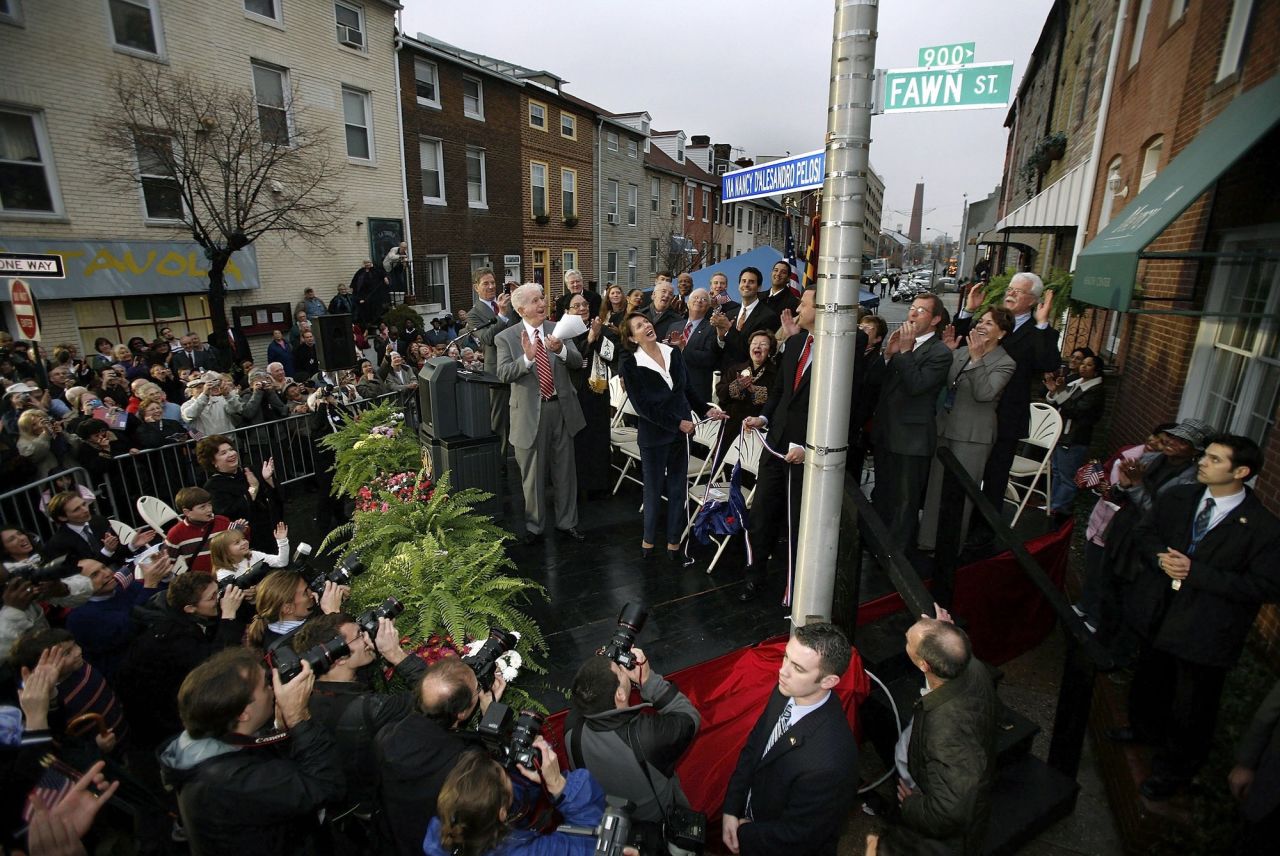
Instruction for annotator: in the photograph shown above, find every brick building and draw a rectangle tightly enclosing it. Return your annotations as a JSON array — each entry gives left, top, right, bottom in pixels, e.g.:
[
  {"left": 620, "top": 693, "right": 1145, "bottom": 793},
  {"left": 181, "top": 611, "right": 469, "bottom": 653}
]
[
  {"left": 1070, "top": 0, "right": 1280, "bottom": 649},
  {"left": 400, "top": 34, "right": 524, "bottom": 313},
  {"left": 0, "top": 0, "right": 405, "bottom": 355}
]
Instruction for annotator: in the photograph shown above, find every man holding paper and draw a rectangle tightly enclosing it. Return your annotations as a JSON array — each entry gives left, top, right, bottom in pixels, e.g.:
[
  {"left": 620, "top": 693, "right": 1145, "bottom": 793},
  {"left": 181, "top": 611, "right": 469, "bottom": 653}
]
[{"left": 495, "top": 283, "right": 587, "bottom": 546}]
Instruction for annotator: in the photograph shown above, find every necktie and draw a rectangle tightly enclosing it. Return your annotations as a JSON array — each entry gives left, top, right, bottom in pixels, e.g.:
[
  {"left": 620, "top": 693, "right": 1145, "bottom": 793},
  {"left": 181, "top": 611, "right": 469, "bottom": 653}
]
[
  {"left": 533, "top": 330, "right": 555, "bottom": 400},
  {"left": 80, "top": 525, "right": 96, "bottom": 550},
  {"left": 736, "top": 306, "right": 747, "bottom": 331},
  {"left": 746, "top": 701, "right": 793, "bottom": 819},
  {"left": 793, "top": 335, "right": 813, "bottom": 391},
  {"left": 1190, "top": 497, "right": 1215, "bottom": 552},
  {"left": 683, "top": 321, "right": 694, "bottom": 341}
]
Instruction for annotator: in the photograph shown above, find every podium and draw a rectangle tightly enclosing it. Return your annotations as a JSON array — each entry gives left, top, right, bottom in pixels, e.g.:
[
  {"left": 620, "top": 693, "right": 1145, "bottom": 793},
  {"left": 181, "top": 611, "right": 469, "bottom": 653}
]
[{"left": 417, "top": 358, "right": 503, "bottom": 501}]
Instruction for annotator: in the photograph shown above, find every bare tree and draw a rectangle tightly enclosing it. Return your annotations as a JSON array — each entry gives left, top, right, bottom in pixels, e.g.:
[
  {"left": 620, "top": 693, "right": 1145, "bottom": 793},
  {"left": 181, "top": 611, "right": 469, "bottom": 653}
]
[{"left": 96, "top": 66, "right": 348, "bottom": 337}]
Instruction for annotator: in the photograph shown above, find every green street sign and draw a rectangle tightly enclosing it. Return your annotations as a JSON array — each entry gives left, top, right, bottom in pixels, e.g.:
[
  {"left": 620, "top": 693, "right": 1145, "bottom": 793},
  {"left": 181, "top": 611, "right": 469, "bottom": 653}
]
[
  {"left": 918, "top": 42, "right": 976, "bottom": 68},
  {"left": 879, "top": 61, "right": 1014, "bottom": 113}
]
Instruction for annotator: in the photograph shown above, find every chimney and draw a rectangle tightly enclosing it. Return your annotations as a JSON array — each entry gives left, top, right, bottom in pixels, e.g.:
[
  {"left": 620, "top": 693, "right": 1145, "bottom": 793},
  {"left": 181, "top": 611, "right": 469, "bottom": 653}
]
[
  {"left": 735, "top": 157, "right": 754, "bottom": 168},
  {"left": 690, "top": 134, "right": 710, "bottom": 146},
  {"left": 712, "top": 143, "right": 731, "bottom": 160}
]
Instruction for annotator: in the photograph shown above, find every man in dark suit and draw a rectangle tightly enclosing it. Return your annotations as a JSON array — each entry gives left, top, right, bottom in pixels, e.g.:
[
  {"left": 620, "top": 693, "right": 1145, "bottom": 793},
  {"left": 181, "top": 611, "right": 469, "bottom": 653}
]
[
  {"left": 467, "top": 268, "right": 519, "bottom": 457},
  {"left": 1115, "top": 435, "right": 1280, "bottom": 800},
  {"left": 763, "top": 260, "right": 800, "bottom": 318},
  {"left": 953, "top": 272, "right": 1059, "bottom": 544},
  {"left": 712, "top": 267, "right": 779, "bottom": 366},
  {"left": 643, "top": 275, "right": 683, "bottom": 341},
  {"left": 293, "top": 328, "right": 320, "bottom": 380},
  {"left": 722, "top": 622, "right": 858, "bottom": 855},
  {"left": 44, "top": 490, "right": 155, "bottom": 572},
  {"left": 553, "top": 268, "right": 601, "bottom": 320},
  {"left": 739, "top": 289, "right": 867, "bottom": 601},
  {"left": 495, "top": 283, "right": 587, "bottom": 545},
  {"left": 170, "top": 331, "right": 219, "bottom": 373},
  {"left": 870, "top": 293, "right": 953, "bottom": 552},
  {"left": 1231, "top": 678, "right": 1280, "bottom": 849},
  {"left": 708, "top": 270, "right": 740, "bottom": 320},
  {"left": 676, "top": 288, "right": 720, "bottom": 403}
]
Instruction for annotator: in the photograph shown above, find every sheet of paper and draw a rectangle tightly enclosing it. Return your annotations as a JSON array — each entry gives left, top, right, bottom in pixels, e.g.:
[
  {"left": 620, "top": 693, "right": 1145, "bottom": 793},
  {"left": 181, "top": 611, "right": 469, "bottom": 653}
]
[{"left": 551, "top": 314, "right": 588, "bottom": 340}]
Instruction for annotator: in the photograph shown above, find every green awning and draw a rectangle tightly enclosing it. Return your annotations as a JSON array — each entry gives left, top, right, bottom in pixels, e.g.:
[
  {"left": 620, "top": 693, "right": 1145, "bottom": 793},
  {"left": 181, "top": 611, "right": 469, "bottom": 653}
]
[{"left": 1073, "top": 74, "right": 1280, "bottom": 311}]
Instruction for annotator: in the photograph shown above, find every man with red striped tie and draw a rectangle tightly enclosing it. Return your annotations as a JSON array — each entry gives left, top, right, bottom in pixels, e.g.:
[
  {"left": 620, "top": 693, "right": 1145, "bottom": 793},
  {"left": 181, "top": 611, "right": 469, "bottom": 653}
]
[{"left": 495, "top": 284, "right": 587, "bottom": 546}]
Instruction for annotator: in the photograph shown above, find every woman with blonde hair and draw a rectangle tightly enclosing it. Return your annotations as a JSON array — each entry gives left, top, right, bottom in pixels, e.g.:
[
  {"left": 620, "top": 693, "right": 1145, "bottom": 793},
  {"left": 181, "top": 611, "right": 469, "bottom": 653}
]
[
  {"left": 17, "top": 408, "right": 63, "bottom": 477},
  {"left": 207, "top": 523, "right": 289, "bottom": 583},
  {"left": 245, "top": 567, "right": 347, "bottom": 649}
]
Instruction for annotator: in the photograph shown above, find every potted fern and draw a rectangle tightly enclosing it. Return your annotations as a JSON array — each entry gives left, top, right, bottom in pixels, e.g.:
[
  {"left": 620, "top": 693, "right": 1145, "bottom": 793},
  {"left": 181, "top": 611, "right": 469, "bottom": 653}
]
[{"left": 320, "top": 402, "right": 423, "bottom": 497}]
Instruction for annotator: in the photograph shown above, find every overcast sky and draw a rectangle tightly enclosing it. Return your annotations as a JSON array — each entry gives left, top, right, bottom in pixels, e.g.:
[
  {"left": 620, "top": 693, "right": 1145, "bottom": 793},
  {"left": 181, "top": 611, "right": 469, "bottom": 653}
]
[{"left": 402, "top": 0, "right": 1056, "bottom": 238}]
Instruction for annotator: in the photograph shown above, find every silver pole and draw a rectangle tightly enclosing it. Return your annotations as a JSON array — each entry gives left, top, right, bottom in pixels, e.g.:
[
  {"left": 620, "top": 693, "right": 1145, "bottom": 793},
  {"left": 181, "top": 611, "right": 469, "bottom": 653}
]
[{"left": 790, "top": 0, "right": 878, "bottom": 626}]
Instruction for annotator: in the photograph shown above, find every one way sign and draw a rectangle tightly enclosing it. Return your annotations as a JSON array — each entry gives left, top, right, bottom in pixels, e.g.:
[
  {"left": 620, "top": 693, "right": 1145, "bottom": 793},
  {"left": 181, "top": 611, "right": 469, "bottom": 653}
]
[{"left": 0, "top": 252, "right": 65, "bottom": 279}]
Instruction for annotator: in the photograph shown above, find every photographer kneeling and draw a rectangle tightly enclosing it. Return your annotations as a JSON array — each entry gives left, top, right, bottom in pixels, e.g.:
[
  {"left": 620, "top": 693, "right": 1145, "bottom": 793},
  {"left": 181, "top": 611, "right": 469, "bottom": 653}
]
[
  {"left": 287, "top": 608, "right": 424, "bottom": 841},
  {"left": 159, "top": 648, "right": 343, "bottom": 856},
  {"left": 376, "top": 656, "right": 506, "bottom": 856},
  {"left": 567, "top": 646, "right": 700, "bottom": 832}
]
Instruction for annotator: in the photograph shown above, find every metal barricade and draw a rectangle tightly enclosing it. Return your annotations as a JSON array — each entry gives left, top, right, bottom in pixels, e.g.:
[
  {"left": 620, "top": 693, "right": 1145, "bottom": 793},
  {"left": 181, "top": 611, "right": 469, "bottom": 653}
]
[{"left": 0, "top": 467, "right": 97, "bottom": 542}]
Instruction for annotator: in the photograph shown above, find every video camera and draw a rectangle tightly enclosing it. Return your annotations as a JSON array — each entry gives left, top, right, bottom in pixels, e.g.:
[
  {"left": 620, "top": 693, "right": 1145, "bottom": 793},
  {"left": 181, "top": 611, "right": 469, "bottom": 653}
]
[
  {"left": 559, "top": 797, "right": 635, "bottom": 856},
  {"left": 477, "top": 701, "right": 543, "bottom": 771},
  {"left": 353, "top": 596, "right": 403, "bottom": 638},
  {"left": 7, "top": 554, "right": 79, "bottom": 585},
  {"left": 272, "top": 633, "right": 350, "bottom": 683},
  {"left": 599, "top": 602, "right": 647, "bottom": 670},
  {"left": 217, "top": 558, "right": 273, "bottom": 591},
  {"left": 304, "top": 553, "right": 365, "bottom": 597},
  {"left": 462, "top": 627, "right": 519, "bottom": 692}
]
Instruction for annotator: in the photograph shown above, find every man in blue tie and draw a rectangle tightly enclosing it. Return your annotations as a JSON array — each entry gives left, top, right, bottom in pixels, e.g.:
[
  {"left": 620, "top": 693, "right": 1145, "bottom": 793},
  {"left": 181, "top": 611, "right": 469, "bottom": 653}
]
[
  {"left": 1117, "top": 435, "right": 1280, "bottom": 800},
  {"left": 721, "top": 622, "right": 858, "bottom": 855}
]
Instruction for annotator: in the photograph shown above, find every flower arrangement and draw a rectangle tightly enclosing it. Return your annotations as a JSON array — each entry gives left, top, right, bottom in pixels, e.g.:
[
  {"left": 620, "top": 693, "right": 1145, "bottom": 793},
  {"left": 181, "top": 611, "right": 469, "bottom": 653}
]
[
  {"left": 322, "top": 402, "right": 422, "bottom": 497},
  {"left": 356, "top": 471, "right": 435, "bottom": 512}
]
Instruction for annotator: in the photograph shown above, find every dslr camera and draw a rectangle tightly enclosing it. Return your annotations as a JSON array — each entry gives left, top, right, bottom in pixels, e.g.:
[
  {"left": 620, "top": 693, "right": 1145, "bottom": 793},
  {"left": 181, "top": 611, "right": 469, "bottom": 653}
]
[
  {"left": 462, "top": 627, "right": 518, "bottom": 692},
  {"left": 217, "top": 558, "right": 273, "bottom": 591},
  {"left": 599, "top": 603, "right": 647, "bottom": 670},
  {"left": 7, "top": 554, "right": 79, "bottom": 585},
  {"left": 353, "top": 596, "right": 404, "bottom": 638},
  {"left": 272, "top": 633, "right": 350, "bottom": 683},
  {"left": 304, "top": 553, "right": 365, "bottom": 597},
  {"left": 477, "top": 701, "right": 543, "bottom": 771}
]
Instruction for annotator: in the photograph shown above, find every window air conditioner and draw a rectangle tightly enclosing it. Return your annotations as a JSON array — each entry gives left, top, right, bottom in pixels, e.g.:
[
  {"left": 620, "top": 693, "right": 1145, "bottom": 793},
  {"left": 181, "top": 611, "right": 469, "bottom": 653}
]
[
  {"left": 338, "top": 25, "right": 364, "bottom": 48},
  {"left": 606, "top": 213, "right": 618, "bottom": 224}
]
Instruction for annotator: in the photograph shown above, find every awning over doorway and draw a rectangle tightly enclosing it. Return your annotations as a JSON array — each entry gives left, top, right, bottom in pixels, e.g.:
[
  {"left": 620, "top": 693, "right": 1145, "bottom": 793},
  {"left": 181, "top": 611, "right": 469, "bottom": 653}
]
[
  {"left": 1073, "top": 74, "right": 1280, "bottom": 311},
  {"left": 996, "top": 158, "right": 1091, "bottom": 233}
]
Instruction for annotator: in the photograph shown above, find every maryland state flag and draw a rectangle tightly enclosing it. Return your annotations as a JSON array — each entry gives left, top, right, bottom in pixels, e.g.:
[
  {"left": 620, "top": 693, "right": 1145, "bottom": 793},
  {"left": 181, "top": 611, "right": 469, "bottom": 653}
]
[{"left": 802, "top": 213, "right": 820, "bottom": 287}]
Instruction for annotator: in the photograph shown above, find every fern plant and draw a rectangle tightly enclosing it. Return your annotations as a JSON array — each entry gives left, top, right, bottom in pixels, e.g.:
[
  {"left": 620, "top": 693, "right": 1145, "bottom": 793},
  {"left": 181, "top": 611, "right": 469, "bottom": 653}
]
[{"left": 320, "top": 402, "right": 423, "bottom": 497}]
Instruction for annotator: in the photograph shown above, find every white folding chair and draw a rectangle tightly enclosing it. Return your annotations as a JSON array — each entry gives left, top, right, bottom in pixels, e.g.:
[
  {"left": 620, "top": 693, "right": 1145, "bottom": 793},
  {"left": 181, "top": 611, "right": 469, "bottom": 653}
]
[
  {"left": 710, "top": 371, "right": 722, "bottom": 407},
  {"left": 682, "top": 431, "right": 765, "bottom": 574},
  {"left": 108, "top": 519, "right": 139, "bottom": 546},
  {"left": 136, "top": 496, "right": 179, "bottom": 534},
  {"left": 686, "top": 414, "right": 724, "bottom": 493},
  {"left": 1003, "top": 403, "right": 1063, "bottom": 526}
]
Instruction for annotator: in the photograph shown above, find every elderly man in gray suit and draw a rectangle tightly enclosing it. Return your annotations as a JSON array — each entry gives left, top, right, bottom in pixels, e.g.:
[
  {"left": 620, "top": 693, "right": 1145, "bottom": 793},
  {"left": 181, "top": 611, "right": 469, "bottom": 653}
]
[
  {"left": 468, "top": 268, "right": 519, "bottom": 458},
  {"left": 870, "top": 293, "right": 954, "bottom": 552},
  {"left": 495, "top": 283, "right": 587, "bottom": 546}
]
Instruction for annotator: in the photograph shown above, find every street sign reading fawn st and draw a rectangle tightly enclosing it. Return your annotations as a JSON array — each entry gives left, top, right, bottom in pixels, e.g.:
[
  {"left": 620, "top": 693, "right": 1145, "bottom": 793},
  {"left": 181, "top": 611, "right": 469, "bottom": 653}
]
[{"left": 877, "top": 61, "right": 1015, "bottom": 114}]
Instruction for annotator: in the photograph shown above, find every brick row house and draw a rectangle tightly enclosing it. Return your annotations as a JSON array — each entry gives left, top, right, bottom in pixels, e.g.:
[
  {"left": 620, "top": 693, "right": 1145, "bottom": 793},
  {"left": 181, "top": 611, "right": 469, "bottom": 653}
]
[{"left": 586, "top": 108, "right": 650, "bottom": 292}]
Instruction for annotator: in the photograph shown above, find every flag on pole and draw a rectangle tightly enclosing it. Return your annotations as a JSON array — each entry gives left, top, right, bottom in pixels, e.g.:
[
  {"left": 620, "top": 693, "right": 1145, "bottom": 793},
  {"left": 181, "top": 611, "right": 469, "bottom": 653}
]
[
  {"left": 803, "top": 213, "right": 820, "bottom": 287},
  {"left": 783, "top": 219, "right": 802, "bottom": 296}
]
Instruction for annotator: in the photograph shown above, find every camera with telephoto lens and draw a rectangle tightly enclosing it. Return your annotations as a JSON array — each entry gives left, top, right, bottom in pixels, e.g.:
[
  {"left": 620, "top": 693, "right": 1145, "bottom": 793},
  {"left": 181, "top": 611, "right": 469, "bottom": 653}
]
[
  {"left": 462, "top": 627, "right": 519, "bottom": 692},
  {"left": 217, "top": 559, "right": 272, "bottom": 591},
  {"left": 272, "top": 633, "right": 351, "bottom": 683},
  {"left": 354, "top": 597, "right": 403, "bottom": 638},
  {"left": 305, "top": 553, "right": 365, "bottom": 597},
  {"left": 477, "top": 702, "right": 544, "bottom": 771},
  {"left": 7, "top": 554, "right": 79, "bottom": 585},
  {"left": 599, "top": 602, "right": 647, "bottom": 670}
]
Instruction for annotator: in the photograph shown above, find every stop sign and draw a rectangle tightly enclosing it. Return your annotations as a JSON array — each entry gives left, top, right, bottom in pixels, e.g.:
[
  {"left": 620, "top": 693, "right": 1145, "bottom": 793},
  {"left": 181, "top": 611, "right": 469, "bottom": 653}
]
[{"left": 8, "top": 278, "right": 40, "bottom": 341}]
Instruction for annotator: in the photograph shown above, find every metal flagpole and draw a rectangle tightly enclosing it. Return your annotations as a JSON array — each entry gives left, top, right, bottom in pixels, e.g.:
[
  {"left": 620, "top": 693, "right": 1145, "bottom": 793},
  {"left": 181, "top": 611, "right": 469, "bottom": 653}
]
[{"left": 790, "top": 0, "right": 878, "bottom": 626}]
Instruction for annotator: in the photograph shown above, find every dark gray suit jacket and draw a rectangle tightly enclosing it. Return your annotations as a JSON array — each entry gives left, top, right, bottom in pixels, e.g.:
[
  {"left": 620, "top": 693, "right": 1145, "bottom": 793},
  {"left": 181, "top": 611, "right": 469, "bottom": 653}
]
[
  {"left": 468, "top": 297, "right": 518, "bottom": 374},
  {"left": 679, "top": 317, "right": 720, "bottom": 403},
  {"left": 494, "top": 321, "right": 586, "bottom": 449},
  {"left": 870, "top": 334, "right": 953, "bottom": 457}
]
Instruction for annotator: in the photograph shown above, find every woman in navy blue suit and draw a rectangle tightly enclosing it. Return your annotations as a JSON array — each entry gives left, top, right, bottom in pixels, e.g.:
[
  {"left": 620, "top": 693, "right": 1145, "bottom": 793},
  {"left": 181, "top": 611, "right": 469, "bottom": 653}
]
[{"left": 619, "top": 312, "right": 726, "bottom": 561}]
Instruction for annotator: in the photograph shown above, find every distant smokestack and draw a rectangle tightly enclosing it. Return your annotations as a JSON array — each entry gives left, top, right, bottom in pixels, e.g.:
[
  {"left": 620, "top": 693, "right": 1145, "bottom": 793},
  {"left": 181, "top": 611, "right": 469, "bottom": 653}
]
[{"left": 908, "top": 182, "right": 924, "bottom": 243}]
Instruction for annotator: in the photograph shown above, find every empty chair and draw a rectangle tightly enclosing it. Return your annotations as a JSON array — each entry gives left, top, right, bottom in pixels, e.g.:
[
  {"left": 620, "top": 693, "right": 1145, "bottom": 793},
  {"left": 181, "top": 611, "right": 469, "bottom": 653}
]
[
  {"left": 135, "top": 495, "right": 179, "bottom": 535},
  {"left": 1003, "top": 403, "right": 1063, "bottom": 526}
]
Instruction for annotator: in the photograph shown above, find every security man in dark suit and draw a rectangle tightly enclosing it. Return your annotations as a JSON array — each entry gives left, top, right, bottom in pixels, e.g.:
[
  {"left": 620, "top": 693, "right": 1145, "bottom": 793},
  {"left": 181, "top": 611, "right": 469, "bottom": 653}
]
[
  {"left": 739, "top": 289, "right": 867, "bottom": 601},
  {"left": 711, "top": 267, "right": 780, "bottom": 366},
  {"left": 953, "top": 273, "right": 1060, "bottom": 545},
  {"left": 722, "top": 622, "right": 858, "bottom": 855},
  {"left": 1116, "top": 434, "right": 1280, "bottom": 801},
  {"left": 676, "top": 288, "right": 721, "bottom": 403},
  {"left": 870, "top": 293, "right": 953, "bottom": 552}
]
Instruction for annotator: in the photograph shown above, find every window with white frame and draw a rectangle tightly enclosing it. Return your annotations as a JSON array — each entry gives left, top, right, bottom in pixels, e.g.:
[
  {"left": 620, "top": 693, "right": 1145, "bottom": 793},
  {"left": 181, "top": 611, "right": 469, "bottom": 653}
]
[
  {"left": 422, "top": 255, "right": 449, "bottom": 299},
  {"left": 736, "top": 207, "right": 743, "bottom": 231},
  {"left": 420, "top": 138, "right": 445, "bottom": 204},
  {"left": 702, "top": 189, "right": 709, "bottom": 222},
  {"left": 606, "top": 251, "right": 618, "bottom": 283},
  {"left": 0, "top": 108, "right": 61, "bottom": 215},
  {"left": 627, "top": 139, "right": 638, "bottom": 159},
  {"left": 1128, "top": 0, "right": 1152, "bottom": 68},
  {"left": 415, "top": 59, "right": 440, "bottom": 108},
  {"left": 528, "top": 100, "right": 547, "bottom": 131},
  {"left": 1218, "top": 0, "right": 1255, "bottom": 82},
  {"left": 650, "top": 177, "right": 660, "bottom": 212},
  {"left": 462, "top": 76, "right": 484, "bottom": 120},
  {"left": 563, "top": 250, "right": 577, "bottom": 274},
  {"left": 334, "top": 1, "right": 364, "bottom": 49},
  {"left": 108, "top": 0, "right": 163, "bottom": 57},
  {"left": 1, "top": 0, "right": 24, "bottom": 25},
  {"left": 606, "top": 130, "right": 618, "bottom": 152},
  {"left": 243, "top": 0, "right": 279, "bottom": 23},
  {"left": 627, "top": 185, "right": 638, "bottom": 226},
  {"left": 676, "top": 136, "right": 685, "bottom": 162},
  {"left": 649, "top": 239, "right": 659, "bottom": 272},
  {"left": 251, "top": 62, "right": 290, "bottom": 145},
  {"left": 342, "top": 87, "right": 372, "bottom": 161},
  {"left": 561, "top": 113, "right": 577, "bottom": 139},
  {"left": 470, "top": 255, "right": 490, "bottom": 275},
  {"left": 670, "top": 182, "right": 679, "bottom": 217},
  {"left": 1098, "top": 156, "right": 1122, "bottom": 232},
  {"left": 627, "top": 248, "right": 637, "bottom": 287},
  {"left": 606, "top": 180, "right": 618, "bottom": 220},
  {"left": 561, "top": 168, "right": 576, "bottom": 217},
  {"left": 1182, "top": 231, "right": 1280, "bottom": 446},
  {"left": 713, "top": 196, "right": 720, "bottom": 223},
  {"left": 747, "top": 209, "right": 753, "bottom": 232},
  {"left": 135, "top": 133, "right": 182, "bottom": 221},
  {"left": 466, "top": 147, "right": 487, "bottom": 208},
  {"left": 1138, "top": 136, "right": 1163, "bottom": 193},
  {"left": 686, "top": 187, "right": 694, "bottom": 220},
  {"left": 530, "top": 162, "right": 547, "bottom": 216}
]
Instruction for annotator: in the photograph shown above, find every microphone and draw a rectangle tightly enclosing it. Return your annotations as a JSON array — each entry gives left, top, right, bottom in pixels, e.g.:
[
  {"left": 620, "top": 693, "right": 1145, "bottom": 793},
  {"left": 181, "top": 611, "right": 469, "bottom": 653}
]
[{"left": 448, "top": 317, "right": 494, "bottom": 351}]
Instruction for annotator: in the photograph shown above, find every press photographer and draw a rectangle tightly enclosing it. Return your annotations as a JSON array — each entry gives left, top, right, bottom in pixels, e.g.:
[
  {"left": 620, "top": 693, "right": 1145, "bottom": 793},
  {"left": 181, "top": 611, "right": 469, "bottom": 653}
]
[
  {"left": 375, "top": 655, "right": 507, "bottom": 856},
  {"left": 159, "top": 648, "right": 344, "bottom": 856},
  {"left": 245, "top": 569, "right": 349, "bottom": 650}
]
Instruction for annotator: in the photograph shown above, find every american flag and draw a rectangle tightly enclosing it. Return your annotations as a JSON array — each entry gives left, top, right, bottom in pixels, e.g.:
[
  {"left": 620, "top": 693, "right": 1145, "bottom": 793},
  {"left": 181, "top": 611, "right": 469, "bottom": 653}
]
[
  {"left": 22, "top": 762, "right": 75, "bottom": 823},
  {"left": 783, "top": 219, "right": 801, "bottom": 296}
]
